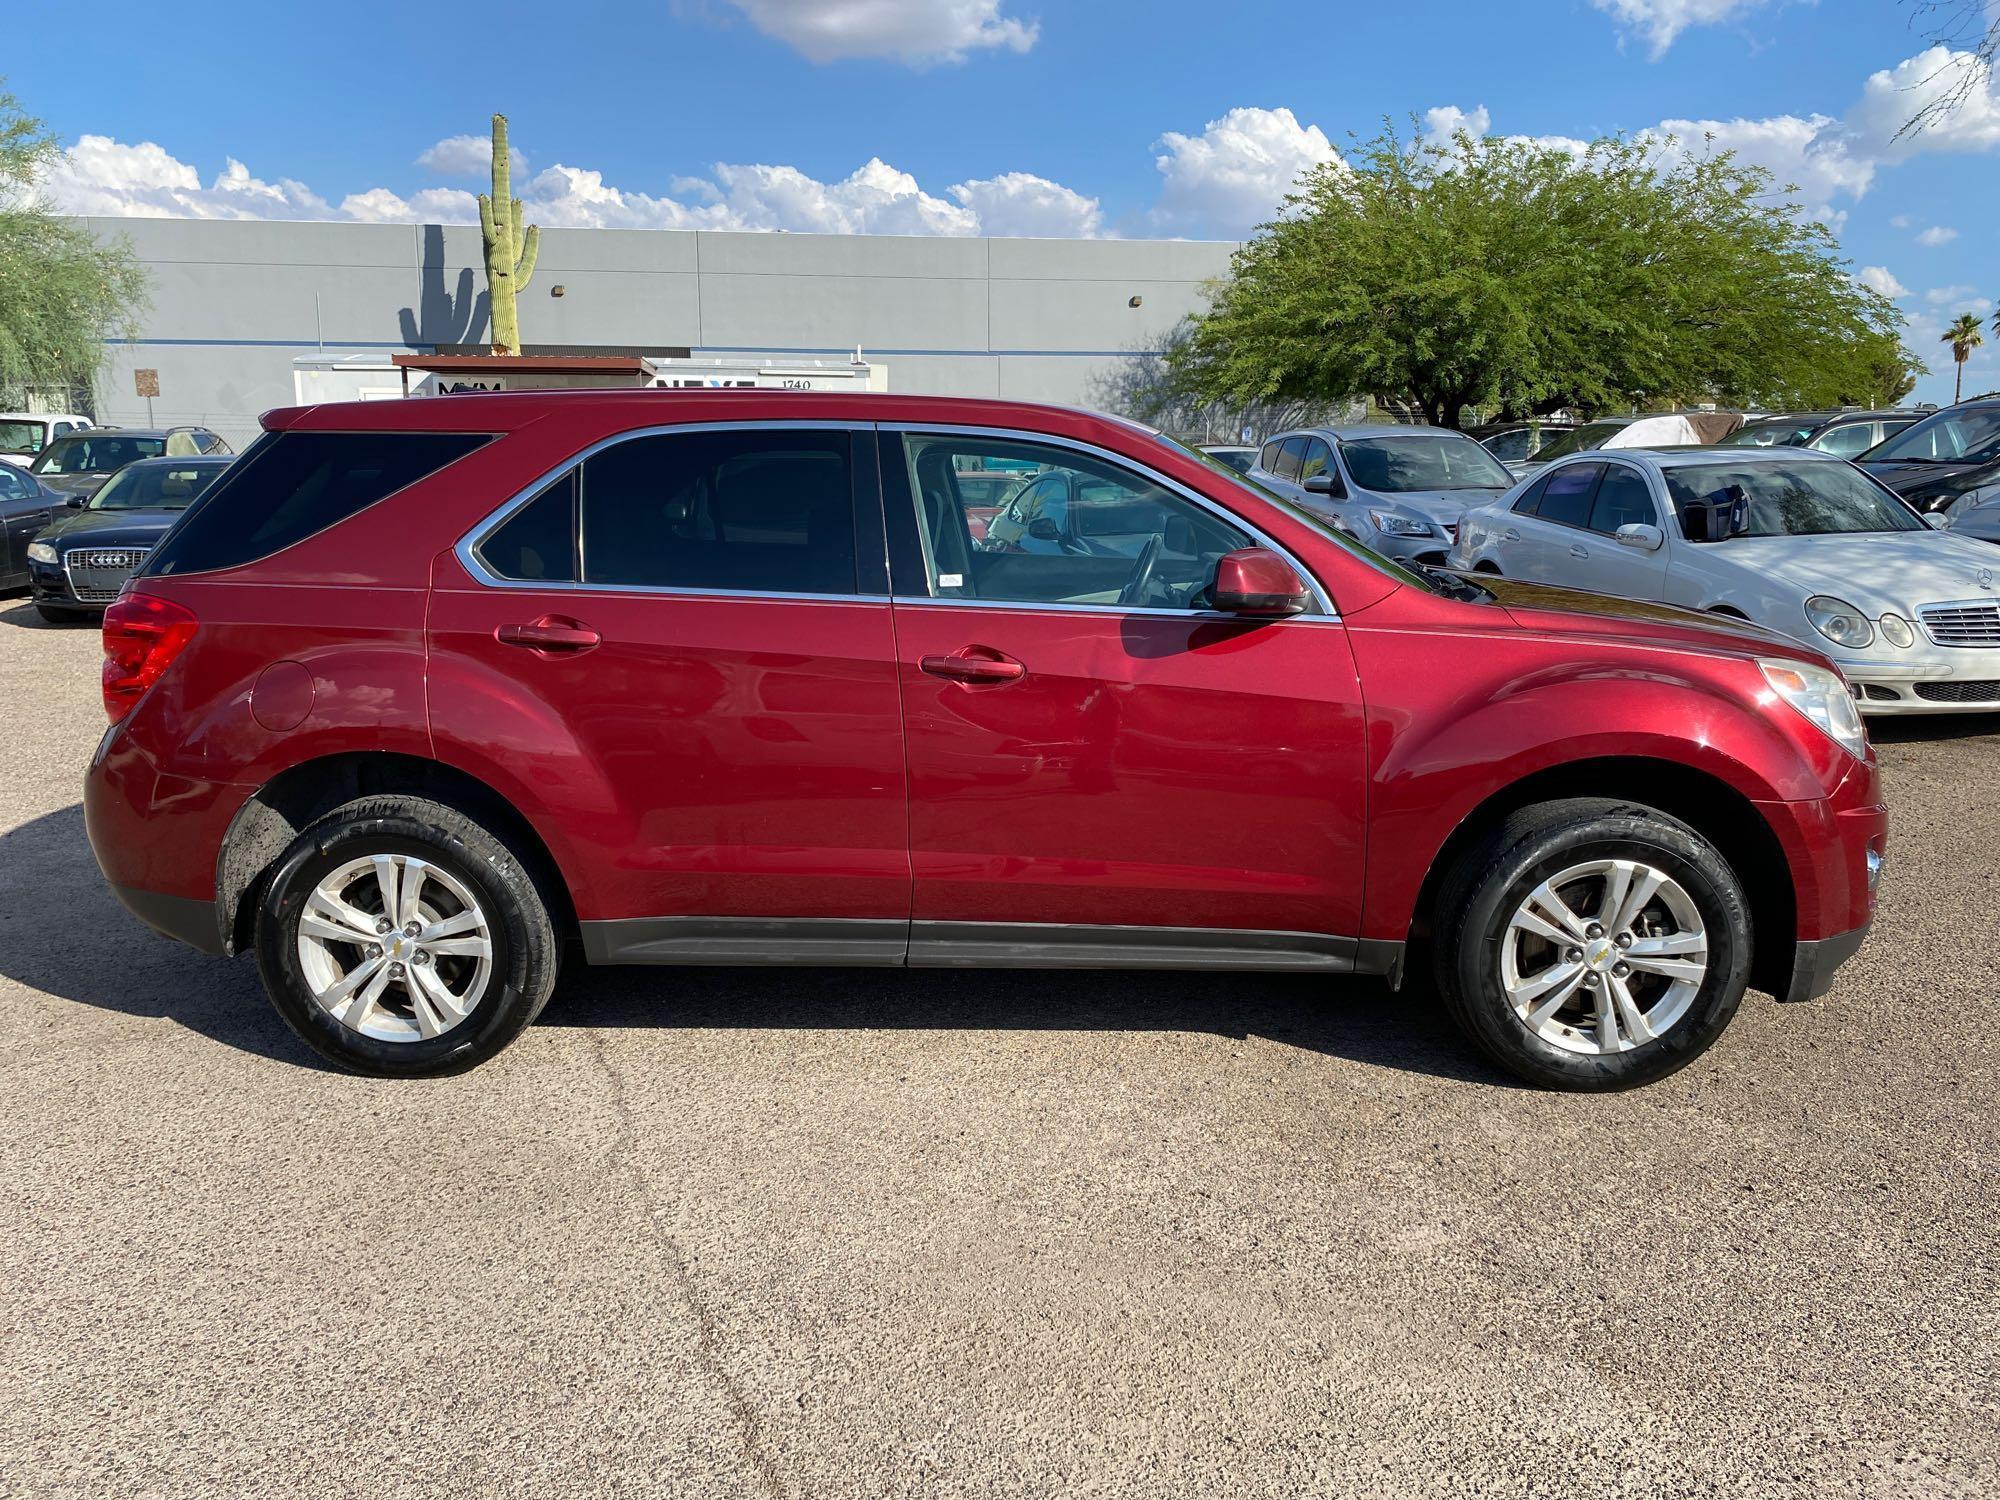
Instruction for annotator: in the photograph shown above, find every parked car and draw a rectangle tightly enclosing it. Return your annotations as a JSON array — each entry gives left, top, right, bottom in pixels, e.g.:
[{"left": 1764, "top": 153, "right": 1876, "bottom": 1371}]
[
  {"left": 26, "top": 456, "right": 233, "bottom": 621},
  {"left": 1945, "top": 496, "right": 2000, "bottom": 547},
  {"left": 86, "top": 392, "right": 1885, "bottom": 1090},
  {"left": 1476, "top": 422, "right": 1579, "bottom": 466},
  {"left": 1503, "top": 412, "right": 1745, "bottom": 478},
  {"left": 1197, "top": 444, "right": 1258, "bottom": 474},
  {"left": 1856, "top": 397, "right": 2000, "bottom": 516},
  {"left": 979, "top": 464, "right": 1167, "bottom": 558},
  {"left": 1450, "top": 446, "right": 2000, "bottom": 713},
  {"left": 26, "top": 426, "right": 231, "bottom": 505},
  {"left": 0, "top": 463, "right": 64, "bottom": 592},
  {"left": 1248, "top": 425, "right": 1517, "bottom": 566},
  {"left": 1716, "top": 410, "right": 1921, "bottom": 459},
  {"left": 0, "top": 411, "right": 93, "bottom": 468}
]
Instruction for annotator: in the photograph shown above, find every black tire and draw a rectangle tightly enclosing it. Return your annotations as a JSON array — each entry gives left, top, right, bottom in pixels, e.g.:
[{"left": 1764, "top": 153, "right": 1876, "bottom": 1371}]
[
  {"left": 35, "top": 603, "right": 89, "bottom": 625},
  {"left": 254, "top": 795, "right": 560, "bottom": 1076},
  {"left": 1433, "top": 798, "right": 1751, "bottom": 1091}
]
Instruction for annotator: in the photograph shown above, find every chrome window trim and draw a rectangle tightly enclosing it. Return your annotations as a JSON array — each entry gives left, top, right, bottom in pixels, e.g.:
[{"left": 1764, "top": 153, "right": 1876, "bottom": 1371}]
[
  {"left": 888, "top": 594, "right": 1345, "bottom": 625},
  {"left": 884, "top": 421, "right": 1337, "bottom": 617},
  {"left": 456, "top": 418, "right": 881, "bottom": 599}
]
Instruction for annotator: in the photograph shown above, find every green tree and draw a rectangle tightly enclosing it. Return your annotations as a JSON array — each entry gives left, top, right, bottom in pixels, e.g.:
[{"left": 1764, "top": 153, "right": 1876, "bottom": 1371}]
[
  {"left": 1171, "top": 124, "right": 1904, "bottom": 429},
  {"left": 1942, "top": 312, "right": 1984, "bottom": 402},
  {"left": 0, "top": 84, "right": 148, "bottom": 407}
]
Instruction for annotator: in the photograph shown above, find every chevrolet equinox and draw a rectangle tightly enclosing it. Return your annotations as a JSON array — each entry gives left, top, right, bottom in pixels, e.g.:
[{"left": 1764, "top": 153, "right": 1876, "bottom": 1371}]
[{"left": 84, "top": 393, "right": 1887, "bottom": 1089}]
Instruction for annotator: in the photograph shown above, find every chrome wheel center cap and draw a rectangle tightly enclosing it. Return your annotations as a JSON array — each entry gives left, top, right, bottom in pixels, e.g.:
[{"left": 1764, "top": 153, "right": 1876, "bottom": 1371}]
[
  {"left": 386, "top": 932, "right": 412, "bottom": 961},
  {"left": 1585, "top": 937, "right": 1618, "bottom": 972}
]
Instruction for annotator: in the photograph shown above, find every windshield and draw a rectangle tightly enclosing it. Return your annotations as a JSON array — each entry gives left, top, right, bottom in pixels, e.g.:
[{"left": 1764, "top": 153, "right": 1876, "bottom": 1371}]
[
  {"left": 30, "top": 434, "right": 167, "bottom": 475},
  {"left": 1530, "top": 421, "right": 1628, "bottom": 462},
  {"left": 88, "top": 463, "right": 226, "bottom": 511},
  {"left": 1665, "top": 460, "right": 1925, "bottom": 538},
  {"left": 1205, "top": 448, "right": 1256, "bottom": 474},
  {"left": 1718, "top": 419, "right": 1816, "bottom": 448},
  {"left": 1153, "top": 432, "right": 1445, "bottom": 594},
  {"left": 1865, "top": 405, "right": 2000, "bottom": 465},
  {"left": 1339, "top": 434, "right": 1515, "bottom": 492},
  {"left": 0, "top": 420, "right": 47, "bottom": 455}
]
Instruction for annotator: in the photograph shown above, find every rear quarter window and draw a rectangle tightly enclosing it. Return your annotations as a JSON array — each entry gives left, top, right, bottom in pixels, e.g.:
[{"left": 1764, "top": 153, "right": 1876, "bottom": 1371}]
[{"left": 146, "top": 430, "right": 490, "bottom": 577}]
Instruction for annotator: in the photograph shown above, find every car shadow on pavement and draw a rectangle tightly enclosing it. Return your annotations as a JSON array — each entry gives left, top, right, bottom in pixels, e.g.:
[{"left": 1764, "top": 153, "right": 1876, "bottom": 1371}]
[
  {"left": 0, "top": 599, "right": 88, "bottom": 631},
  {"left": 4, "top": 803, "right": 1509, "bottom": 1086},
  {"left": 1867, "top": 712, "right": 2000, "bottom": 743}
]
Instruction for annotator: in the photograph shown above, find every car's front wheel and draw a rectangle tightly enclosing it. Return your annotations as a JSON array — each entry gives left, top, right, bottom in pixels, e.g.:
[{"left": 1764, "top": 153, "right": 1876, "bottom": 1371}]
[
  {"left": 1434, "top": 798, "right": 1752, "bottom": 1091},
  {"left": 254, "top": 796, "right": 560, "bottom": 1076}
]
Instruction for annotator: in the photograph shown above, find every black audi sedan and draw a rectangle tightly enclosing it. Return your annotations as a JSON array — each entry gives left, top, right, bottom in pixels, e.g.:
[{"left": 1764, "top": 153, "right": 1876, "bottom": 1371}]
[{"left": 27, "top": 456, "right": 232, "bottom": 621}]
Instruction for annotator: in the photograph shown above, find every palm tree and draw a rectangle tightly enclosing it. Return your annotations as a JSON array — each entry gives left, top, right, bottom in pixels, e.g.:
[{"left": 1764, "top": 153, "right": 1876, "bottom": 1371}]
[{"left": 1943, "top": 313, "right": 1985, "bottom": 403}]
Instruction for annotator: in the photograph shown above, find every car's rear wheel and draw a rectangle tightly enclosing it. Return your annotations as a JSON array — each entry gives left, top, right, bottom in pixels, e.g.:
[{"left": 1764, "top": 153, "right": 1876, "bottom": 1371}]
[
  {"left": 254, "top": 796, "right": 560, "bottom": 1076},
  {"left": 1434, "top": 798, "right": 1751, "bottom": 1091}
]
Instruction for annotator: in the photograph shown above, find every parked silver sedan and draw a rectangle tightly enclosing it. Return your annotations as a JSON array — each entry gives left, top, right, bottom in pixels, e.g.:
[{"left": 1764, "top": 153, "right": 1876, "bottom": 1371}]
[
  {"left": 1450, "top": 447, "right": 2000, "bottom": 714},
  {"left": 1249, "top": 425, "right": 1516, "bottom": 566}
]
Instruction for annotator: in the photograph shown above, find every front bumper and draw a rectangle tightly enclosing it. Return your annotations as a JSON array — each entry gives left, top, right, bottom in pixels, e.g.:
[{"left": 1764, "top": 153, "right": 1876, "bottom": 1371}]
[
  {"left": 28, "top": 558, "right": 103, "bottom": 613},
  {"left": 1779, "top": 921, "right": 1871, "bottom": 1002},
  {"left": 1830, "top": 652, "right": 2000, "bottom": 714}
]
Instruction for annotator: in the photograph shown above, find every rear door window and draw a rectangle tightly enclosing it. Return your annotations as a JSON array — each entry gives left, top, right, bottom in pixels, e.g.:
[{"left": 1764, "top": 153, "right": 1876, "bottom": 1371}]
[
  {"left": 578, "top": 428, "right": 856, "bottom": 596},
  {"left": 147, "top": 430, "right": 491, "bottom": 576},
  {"left": 1272, "top": 437, "right": 1308, "bottom": 481},
  {"left": 1534, "top": 463, "right": 1603, "bottom": 529}
]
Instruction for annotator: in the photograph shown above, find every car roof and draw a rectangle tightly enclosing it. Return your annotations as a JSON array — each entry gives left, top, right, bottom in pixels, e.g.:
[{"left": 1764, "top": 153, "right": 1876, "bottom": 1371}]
[
  {"left": 115, "top": 454, "right": 232, "bottom": 469},
  {"left": 1279, "top": 424, "right": 1478, "bottom": 441},
  {"left": 1551, "top": 445, "right": 1845, "bottom": 470}
]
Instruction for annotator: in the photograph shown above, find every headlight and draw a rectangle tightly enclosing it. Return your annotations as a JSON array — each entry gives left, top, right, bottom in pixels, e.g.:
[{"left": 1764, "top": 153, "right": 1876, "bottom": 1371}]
[
  {"left": 26, "top": 540, "right": 57, "bottom": 565},
  {"left": 1878, "top": 613, "right": 1916, "bottom": 649},
  {"left": 1368, "top": 510, "right": 1433, "bottom": 537},
  {"left": 1944, "top": 483, "right": 2000, "bottom": 517},
  {"left": 1760, "top": 658, "right": 1868, "bottom": 760},
  {"left": 1805, "top": 595, "right": 1874, "bottom": 650}
]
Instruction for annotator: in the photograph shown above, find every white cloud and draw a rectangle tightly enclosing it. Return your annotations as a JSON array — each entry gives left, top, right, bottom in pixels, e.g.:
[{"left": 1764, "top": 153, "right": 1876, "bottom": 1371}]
[
  {"left": 1916, "top": 224, "right": 1959, "bottom": 245},
  {"left": 721, "top": 0, "right": 1036, "bottom": 64},
  {"left": 45, "top": 135, "right": 331, "bottom": 219},
  {"left": 415, "top": 133, "right": 526, "bottom": 180},
  {"left": 1925, "top": 284, "right": 1994, "bottom": 312},
  {"left": 1859, "top": 266, "right": 1910, "bottom": 298},
  {"left": 1890, "top": 213, "right": 1912, "bottom": 227},
  {"left": 1150, "top": 107, "right": 1341, "bottom": 238},
  {"left": 1589, "top": 0, "right": 1769, "bottom": 58},
  {"left": 949, "top": 171, "right": 1102, "bottom": 237},
  {"left": 42, "top": 131, "right": 1099, "bottom": 239},
  {"left": 1840, "top": 46, "right": 2000, "bottom": 156},
  {"left": 1424, "top": 104, "right": 1491, "bottom": 145}
]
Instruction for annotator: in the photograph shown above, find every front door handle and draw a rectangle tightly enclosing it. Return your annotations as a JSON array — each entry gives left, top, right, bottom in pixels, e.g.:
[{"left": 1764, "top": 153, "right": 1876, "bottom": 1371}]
[
  {"left": 920, "top": 647, "right": 1026, "bottom": 685},
  {"left": 497, "top": 615, "right": 601, "bottom": 653},
  {"left": 1569, "top": 543, "right": 1589, "bottom": 559}
]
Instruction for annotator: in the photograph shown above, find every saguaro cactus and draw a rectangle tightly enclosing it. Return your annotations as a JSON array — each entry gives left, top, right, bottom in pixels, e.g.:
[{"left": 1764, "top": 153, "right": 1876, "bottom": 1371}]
[{"left": 478, "top": 114, "right": 540, "bottom": 356}]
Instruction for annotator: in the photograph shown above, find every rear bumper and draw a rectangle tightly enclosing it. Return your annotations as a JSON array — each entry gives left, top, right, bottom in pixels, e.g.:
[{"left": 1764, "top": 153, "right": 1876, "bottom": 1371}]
[{"left": 110, "top": 884, "right": 226, "bottom": 954}]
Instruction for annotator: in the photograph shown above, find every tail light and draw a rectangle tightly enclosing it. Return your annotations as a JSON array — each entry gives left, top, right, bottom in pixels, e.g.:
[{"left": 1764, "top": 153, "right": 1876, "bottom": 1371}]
[{"left": 101, "top": 593, "right": 198, "bottom": 724}]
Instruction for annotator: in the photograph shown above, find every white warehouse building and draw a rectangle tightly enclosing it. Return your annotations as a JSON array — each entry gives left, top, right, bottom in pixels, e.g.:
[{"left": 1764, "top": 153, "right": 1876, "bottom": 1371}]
[{"left": 73, "top": 217, "right": 1239, "bottom": 447}]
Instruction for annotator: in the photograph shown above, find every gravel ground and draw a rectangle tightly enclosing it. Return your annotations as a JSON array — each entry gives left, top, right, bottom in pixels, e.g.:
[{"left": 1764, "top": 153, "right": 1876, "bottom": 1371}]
[{"left": 3, "top": 599, "right": 1996, "bottom": 1499}]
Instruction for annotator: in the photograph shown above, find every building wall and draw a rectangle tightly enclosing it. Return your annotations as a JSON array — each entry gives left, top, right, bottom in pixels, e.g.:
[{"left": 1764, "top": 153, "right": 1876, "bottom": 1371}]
[{"left": 79, "top": 217, "right": 1238, "bottom": 446}]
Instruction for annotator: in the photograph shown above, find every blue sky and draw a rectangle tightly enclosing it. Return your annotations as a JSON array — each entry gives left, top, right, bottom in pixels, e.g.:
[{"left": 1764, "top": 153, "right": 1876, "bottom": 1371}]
[{"left": 8, "top": 0, "right": 1997, "bottom": 400}]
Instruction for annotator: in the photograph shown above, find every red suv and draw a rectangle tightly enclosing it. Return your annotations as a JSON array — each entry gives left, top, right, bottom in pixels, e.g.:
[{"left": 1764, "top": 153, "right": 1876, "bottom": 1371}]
[{"left": 84, "top": 393, "right": 1886, "bottom": 1089}]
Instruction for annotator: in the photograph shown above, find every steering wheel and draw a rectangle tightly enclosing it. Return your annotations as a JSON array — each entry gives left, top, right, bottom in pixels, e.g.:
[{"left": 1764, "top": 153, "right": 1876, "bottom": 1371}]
[{"left": 1118, "top": 534, "right": 1163, "bottom": 607}]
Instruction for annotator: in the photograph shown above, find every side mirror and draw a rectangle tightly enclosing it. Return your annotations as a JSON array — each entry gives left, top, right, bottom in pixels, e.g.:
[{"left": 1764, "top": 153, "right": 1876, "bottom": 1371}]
[
  {"left": 1210, "top": 547, "right": 1311, "bottom": 617},
  {"left": 1026, "top": 516, "right": 1060, "bottom": 542},
  {"left": 1924, "top": 512, "right": 1949, "bottom": 530},
  {"left": 1303, "top": 472, "right": 1346, "bottom": 499},
  {"left": 1615, "top": 522, "right": 1665, "bottom": 551},
  {"left": 65, "top": 495, "right": 84, "bottom": 508}
]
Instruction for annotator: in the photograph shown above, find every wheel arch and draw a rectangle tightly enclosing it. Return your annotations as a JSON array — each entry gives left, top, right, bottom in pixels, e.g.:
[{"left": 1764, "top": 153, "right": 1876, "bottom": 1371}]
[
  {"left": 215, "top": 751, "right": 577, "bottom": 957},
  {"left": 1402, "top": 756, "right": 1797, "bottom": 999}
]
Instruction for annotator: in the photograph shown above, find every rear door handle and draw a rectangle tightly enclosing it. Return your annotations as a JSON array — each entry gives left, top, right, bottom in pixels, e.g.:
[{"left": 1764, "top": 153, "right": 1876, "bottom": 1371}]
[
  {"left": 497, "top": 615, "right": 601, "bottom": 653},
  {"left": 920, "top": 647, "right": 1026, "bottom": 685},
  {"left": 1503, "top": 528, "right": 1521, "bottom": 542}
]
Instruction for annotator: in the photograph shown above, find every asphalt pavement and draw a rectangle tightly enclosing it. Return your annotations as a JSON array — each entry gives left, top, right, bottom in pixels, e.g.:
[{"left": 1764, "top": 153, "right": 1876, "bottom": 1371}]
[{"left": 3, "top": 599, "right": 1995, "bottom": 1499}]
